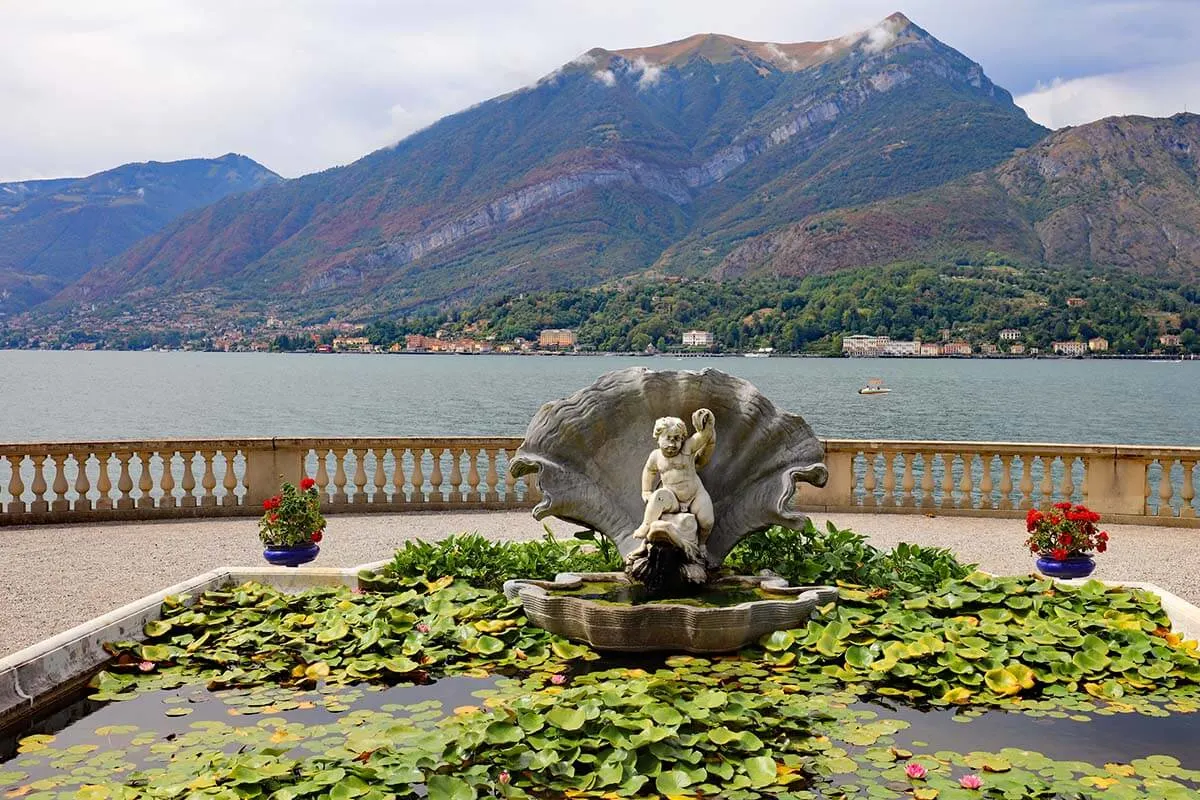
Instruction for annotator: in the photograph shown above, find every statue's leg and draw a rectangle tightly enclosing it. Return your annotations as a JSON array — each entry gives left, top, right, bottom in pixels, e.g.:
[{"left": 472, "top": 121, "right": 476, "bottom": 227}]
[
  {"left": 693, "top": 489, "right": 715, "bottom": 553},
  {"left": 632, "top": 489, "right": 679, "bottom": 543}
]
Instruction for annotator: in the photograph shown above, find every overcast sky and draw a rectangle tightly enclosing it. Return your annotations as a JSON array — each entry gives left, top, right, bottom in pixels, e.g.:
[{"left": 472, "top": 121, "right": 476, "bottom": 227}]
[{"left": 3, "top": 0, "right": 1200, "bottom": 182}]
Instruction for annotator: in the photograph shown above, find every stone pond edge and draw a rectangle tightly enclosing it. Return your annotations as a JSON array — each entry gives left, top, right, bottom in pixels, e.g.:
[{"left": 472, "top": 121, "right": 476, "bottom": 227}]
[{"left": 2, "top": 563, "right": 1198, "bottom": 734}]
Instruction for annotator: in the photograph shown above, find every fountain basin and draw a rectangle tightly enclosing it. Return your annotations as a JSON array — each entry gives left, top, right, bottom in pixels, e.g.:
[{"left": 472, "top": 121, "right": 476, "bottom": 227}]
[{"left": 503, "top": 572, "right": 838, "bottom": 653}]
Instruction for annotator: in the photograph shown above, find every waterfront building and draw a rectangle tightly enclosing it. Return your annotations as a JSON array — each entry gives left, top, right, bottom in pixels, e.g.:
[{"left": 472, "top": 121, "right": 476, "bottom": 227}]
[
  {"left": 999, "top": 328, "right": 1021, "bottom": 341},
  {"left": 332, "top": 336, "right": 372, "bottom": 352},
  {"left": 1009, "top": 343, "right": 1026, "bottom": 355},
  {"left": 942, "top": 341, "right": 973, "bottom": 356},
  {"left": 919, "top": 342, "right": 942, "bottom": 356},
  {"left": 1088, "top": 337, "right": 1109, "bottom": 352},
  {"left": 538, "top": 329, "right": 577, "bottom": 349},
  {"left": 682, "top": 330, "right": 715, "bottom": 348},
  {"left": 1160, "top": 334, "right": 1182, "bottom": 348},
  {"left": 1053, "top": 340, "right": 1087, "bottom": 356},
  {"left": 980, "top": 343, "right": 998, "bottom": 355}
]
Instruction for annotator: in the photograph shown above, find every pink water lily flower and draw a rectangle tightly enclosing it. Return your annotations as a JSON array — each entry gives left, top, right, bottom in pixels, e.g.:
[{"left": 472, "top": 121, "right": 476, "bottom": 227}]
[
  {"left": 550, "top": 673, "right": 567, "bottom": 685},
  {"left": 416, "top": 623, "right": 430, "bottom": 633},
  {"left": 959, "top": 773, "right": 983, "bottom": 789},
  {"left": 498, "top": 770, "right": 511, "bottom": 784},
  {"left": 905, "top": 762, "right": 928, "bottom": 780}
]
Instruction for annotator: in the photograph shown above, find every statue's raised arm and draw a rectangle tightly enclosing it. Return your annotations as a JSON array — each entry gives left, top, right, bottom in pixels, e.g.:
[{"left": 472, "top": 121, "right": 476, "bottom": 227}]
[{"left": 689, "top": 407, "right": 716, "bottom": 469}]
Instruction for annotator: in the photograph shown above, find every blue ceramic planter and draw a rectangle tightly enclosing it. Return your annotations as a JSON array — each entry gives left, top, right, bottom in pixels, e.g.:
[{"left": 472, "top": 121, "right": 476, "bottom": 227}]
[
  {"left": 263, "top": 543, "right": 320, "bottom": 567},
  {"left": 1035, "top": 554, "right": 1095, "bottom": 579}
]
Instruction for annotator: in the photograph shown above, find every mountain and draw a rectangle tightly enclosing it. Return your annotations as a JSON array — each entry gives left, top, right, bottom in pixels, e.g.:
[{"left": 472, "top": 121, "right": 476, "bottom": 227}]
[
  {"left": 0, "top": 154, "right": 281, "bottom": 313},
  {"left": 715, "top": 113, "right": 1200, "bottom": 281},
  {"left": 51, "top": 13, "right": 1046, "bottom": 321}
]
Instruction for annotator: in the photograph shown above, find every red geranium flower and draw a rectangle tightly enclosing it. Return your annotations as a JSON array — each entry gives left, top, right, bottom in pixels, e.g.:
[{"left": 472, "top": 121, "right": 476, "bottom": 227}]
[
  {"left": 1050, "top": 547, "right": 1070, "bottom": 561},
  {"left": 300, "top": 477, "right": 316, "bottom": 491},
  {"left": 311, "top": 530, "right": 323, "bottom": 543}
]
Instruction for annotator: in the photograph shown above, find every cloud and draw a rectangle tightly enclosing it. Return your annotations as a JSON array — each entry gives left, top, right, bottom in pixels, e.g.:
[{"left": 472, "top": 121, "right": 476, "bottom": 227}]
[
  {"left": 1015, "top": 62, "right": 1200, "bottom": 129},
  {"left": 633, "top": 57, "right": 663, "bottom": 89},
  {"left": 860, "top": 21, "right": 897, "bottom": 53},
  {"left": 569, "top": 52, "right": 597, "bottom": 67},
  {"left": 764, "top": 43, "right": 799, "bottom": 69},
  {"left": 593, "top": 69, "right": 617, "bottom": 87},
  {"left": 1, "top": 1, "right": 1199, "bottom": 180}
]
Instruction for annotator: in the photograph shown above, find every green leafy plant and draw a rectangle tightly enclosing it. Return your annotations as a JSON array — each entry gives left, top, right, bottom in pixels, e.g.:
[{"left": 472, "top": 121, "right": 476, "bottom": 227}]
[
  {"left": 384, "top": 530, "right": 622, "bottom": 590},
  {"left": 726, "top": 520, "right": 972, "bottom": 590},
  {"left": 258, "top": 478, "right": 326, "bottom": 547}
]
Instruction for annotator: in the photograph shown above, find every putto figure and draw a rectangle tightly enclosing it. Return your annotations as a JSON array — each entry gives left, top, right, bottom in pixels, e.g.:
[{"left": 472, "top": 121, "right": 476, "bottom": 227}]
[{"left": 629, "top": 408, "right": 716, "bottom": 566}]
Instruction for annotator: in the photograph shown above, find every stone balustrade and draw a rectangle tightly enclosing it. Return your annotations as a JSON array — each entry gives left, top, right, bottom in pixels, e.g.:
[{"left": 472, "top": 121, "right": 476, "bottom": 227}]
[{"left": 0, "top": 437, "right": 1195, "bottom": 527}]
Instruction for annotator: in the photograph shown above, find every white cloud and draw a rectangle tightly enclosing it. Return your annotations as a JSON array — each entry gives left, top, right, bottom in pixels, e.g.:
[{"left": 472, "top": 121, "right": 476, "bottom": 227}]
[
  {"left": 593, "top": 69, "right": 618, "bottom": 87},
  {"left": 1, "top": 1, "right": 1199, "bottom": 180},
  {"left": 1015, "top": 62, "right": 1200, "bottom": 129},
  {"left": 764, "top": 43, "right": 799, "bottom": 69},
  {"left": 569, "top": 52, "right": 597, "bottom": 67},
  {"left": 861, "top": 21, "right": 897, "bottom": 53},
  {"left": 633, "top": 57, "right": 663, "bottom": 89}
]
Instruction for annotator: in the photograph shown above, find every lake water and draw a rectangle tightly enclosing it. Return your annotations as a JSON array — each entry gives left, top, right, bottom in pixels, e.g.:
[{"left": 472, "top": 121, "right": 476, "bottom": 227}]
[{"left": 1, "top": 350, "right": 1197, "bottom": 445}]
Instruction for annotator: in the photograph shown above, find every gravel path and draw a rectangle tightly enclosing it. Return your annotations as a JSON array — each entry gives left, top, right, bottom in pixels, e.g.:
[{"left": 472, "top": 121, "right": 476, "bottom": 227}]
[{"left": 2, "top": 511, "right": 1196, "bottom": 658}]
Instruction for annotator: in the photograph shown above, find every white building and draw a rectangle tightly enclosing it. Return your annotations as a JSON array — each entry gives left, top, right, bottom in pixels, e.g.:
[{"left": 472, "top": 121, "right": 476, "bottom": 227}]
[
  {"left": 999, "top": 328, "right": 1021, "bottom": 341},
  {"left": 682, "top": 330, "right": 715, "bottom": 347},
  {"left": 841, "top": 335, "right": 890, "bottom": 356},
  {"left": 1053, "top": 340, "right": 1087, "bottom": 356}
]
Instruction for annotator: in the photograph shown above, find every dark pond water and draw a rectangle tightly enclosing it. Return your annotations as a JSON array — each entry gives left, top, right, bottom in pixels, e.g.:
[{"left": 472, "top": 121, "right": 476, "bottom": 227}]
[{"left": 3, "top": 670, "right": 1199, "bottom": 792}]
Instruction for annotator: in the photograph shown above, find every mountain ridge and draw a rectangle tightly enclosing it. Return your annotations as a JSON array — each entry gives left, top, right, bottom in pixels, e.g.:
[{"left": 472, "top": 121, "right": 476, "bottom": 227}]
[
  {"left": 0, "top": 153, "right": 281, "bottom": 314},
  {"left": 48, "top": 12, "right": 1048, "bottom": 323}
]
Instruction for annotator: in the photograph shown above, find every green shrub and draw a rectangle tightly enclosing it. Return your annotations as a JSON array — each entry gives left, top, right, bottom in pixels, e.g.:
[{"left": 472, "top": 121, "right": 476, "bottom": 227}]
[
  {"left": 384, "top": 529, "right": 621, "bottom": 590},
  {"left": 382, "top": 522, "right": 970, "bottom": 592},
  {"left": 726, "top": 520, "right": 972, "bottom": 590}
]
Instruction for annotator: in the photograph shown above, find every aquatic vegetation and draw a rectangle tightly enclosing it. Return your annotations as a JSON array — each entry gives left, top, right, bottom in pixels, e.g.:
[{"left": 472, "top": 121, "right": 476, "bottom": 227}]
[{"left": 6, "top": 565, "right": 1200, "bottom": 799}]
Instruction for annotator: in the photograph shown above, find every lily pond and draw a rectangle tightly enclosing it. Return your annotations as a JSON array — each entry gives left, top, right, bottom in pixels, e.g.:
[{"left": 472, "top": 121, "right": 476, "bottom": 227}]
[{"left": 4, "top": 572, "right": 1200, "bottom": 799}]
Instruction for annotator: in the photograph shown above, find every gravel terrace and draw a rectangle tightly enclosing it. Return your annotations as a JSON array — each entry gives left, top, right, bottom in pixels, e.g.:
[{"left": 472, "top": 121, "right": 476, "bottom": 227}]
[{"left": 2, "top": 511, "right": 1196, "bottom": 658}]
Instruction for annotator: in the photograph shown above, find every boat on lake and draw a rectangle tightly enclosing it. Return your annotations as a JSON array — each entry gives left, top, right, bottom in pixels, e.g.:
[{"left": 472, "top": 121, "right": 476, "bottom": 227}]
[{"left": 858, "top": 378, "right": 891, "bottom": 395}]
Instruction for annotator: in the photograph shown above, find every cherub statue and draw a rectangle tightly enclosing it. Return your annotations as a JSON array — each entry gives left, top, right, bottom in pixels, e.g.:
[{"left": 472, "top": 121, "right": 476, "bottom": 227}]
[{"left": 630, "top": 408, "right": 716, "bottom": 556}]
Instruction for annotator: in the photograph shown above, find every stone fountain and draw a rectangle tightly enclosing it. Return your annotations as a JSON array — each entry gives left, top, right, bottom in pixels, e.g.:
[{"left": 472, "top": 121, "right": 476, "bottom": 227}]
[{"left": 504, "top": 367, "right": 837, "bottom": 653}]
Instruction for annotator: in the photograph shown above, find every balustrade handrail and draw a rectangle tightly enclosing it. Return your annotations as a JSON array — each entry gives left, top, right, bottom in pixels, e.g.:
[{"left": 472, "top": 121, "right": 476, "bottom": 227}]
[{"left": 1, "top": 437, "right": 1196, "bottom": 527}]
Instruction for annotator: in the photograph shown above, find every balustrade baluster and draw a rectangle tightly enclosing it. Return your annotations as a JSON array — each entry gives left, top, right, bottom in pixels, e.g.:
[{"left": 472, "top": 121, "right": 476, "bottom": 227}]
[
  {"left": 979, "top": 454, "right": 995, "bottom": 509},
  {"left": 1017, "top": 456, "right": 1034, "bottom": 509},
  {"left": 160, "top": 452, "right": 177, "bottom": 509},
  {"left": 485, "top": 448, "right": 500, "bottom": 503},
  {"left": 6, "top": 455, "right": 27, "bottom": 514},
  {"left": 196, "top": 450, "right": 216, "bottom": 507},
  {"left": 998, "top": 456, "right": 1014, "bottom": 511},
  {"left": 502, "top": 449, "right": 516, "bottom": 505},
  {"left": 115, "top": 453, "right": 135, "bottom": 510},
  {"left": 448, "top": 448, "right": 464, "bottom": 504},
  {"left": 137, "top": 453, "right": 156, "bottom": 509},
  {"left": 881, "top": 452, "right": 897, "bottom": 507},
  {"left": 410, "top": 448, "right": 426, "bottom": 504},
  {"left": 221, "top": 450, "right": 239, "bottom": 507},
  {"left": 51, "top": 452, "right": 71, "bottom": 513},
  {"left": 1178, "top": 460, "right": 1197, "bottom": 519},
  {"left": 72, "top": 451, "right": 92, "bottom": 512},
  {"left": 95, "top": 453, "right": 113, "bottom": 511},
  {"left": 393, "top": 449, "right": 409, "bottom": 504},
  {"left": 314, "top": 449, "right": 331, "bottom": 500},
  {"left": 332, "top": 449, "right": 349, "bottom": 505},
  {"left": 957, "top": 454, "right": 974, "bottom": 509},
  {"left": 940, "top": 453, "right": 955, "bottom": 509},
  {"left": 862, "top": 453, "right": 878, "bottom": 508},
  {"left": 1159, "top": 459, "right": 1176, "bottom": 518},
  {"left": 900, "top": 452, "right": 915, "bottom": 507},
  {"left": 919, "top": 452, "right": 934, "bottom": 507},
  {"left": 350, "top": 449, "right": 368, "bottom": 504},
  {"left": 1059, "top": 456, "right": 1075, "bottom": 505},
  {"left": 178, "top": 451, "right": 197, "bottom": 508},
  {"left": 1144, "top": 459, "right": 1155, "bottom": 516},
  {"left": 372, "top": 449, "right": 387, "bottom": 504},
  {"left": 429, "top": 448, "right": 445, "bottom": 503},
  {"left": 28, "top": 455, "right": 49, "bottom": 514},
  {"left": 1038, "top": 456, "right": 1055, "bottom": 507},
  {"left": 467, "top": 448, "right": 482, "bottom": 503}
]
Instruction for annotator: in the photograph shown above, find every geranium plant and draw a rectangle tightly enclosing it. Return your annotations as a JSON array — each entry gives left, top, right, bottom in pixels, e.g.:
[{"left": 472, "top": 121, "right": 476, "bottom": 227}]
[
  {"left": 259, "top": 477, "right": 327, "bottom": 547},
  {"left": 1025, "top": 502, "right": 1109, "bottom": 561}
]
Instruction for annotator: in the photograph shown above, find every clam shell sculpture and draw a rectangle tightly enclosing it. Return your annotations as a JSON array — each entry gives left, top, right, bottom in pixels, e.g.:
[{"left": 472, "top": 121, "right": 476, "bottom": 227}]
[{"left": 509, "top": 367, "right": 828, "bottom": 565}]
